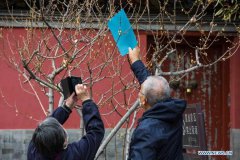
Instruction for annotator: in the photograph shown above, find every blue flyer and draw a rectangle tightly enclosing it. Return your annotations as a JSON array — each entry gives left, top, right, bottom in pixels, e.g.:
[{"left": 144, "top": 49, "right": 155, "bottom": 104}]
[{"left": 107, "top": 9, "right": 138, "bottom": 56}]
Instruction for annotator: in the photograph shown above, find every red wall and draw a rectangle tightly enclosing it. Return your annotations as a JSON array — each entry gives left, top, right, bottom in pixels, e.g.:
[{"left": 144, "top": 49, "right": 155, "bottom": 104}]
[{"left": 0, "top": 28, "right": 147, "bottom": 129}]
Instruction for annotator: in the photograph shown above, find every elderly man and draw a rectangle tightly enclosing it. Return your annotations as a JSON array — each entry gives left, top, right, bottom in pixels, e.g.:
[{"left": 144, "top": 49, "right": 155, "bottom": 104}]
[
  {"left": 127, "top": 47, "right": 186, "bottom": 160},
  {"left": 27, "top": 84, "right": 104, "bottom": 160}
]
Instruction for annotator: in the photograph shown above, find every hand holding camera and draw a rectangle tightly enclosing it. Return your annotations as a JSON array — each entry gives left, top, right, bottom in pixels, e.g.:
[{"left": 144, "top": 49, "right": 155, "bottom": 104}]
[
  {"left": 65, "top": 93, "right": 78, "bottom": 109},
  {"left": 61, "top": 76, "right": 82, "bottom": 100},
  {"left": 75, "top": 84, "right": 91, "bottom": 102}
]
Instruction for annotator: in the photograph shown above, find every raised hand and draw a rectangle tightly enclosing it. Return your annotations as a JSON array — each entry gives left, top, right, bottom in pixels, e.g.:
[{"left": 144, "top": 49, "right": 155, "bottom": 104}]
[
  {"left": 128, "top": 47, "right": 140, "bottom": 64},
  {"left": 75, "top": 84, "right": 91, "bottom": 102}
]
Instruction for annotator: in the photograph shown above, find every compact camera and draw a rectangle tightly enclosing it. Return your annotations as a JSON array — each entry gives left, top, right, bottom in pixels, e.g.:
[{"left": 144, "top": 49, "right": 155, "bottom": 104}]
[{"left": 60, "top": 76, "right": 82, "bottom": 99}]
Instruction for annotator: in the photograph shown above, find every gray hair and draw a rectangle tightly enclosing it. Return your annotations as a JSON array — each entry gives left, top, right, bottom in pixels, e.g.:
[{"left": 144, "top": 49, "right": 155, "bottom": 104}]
[
  {"left": 141, "top": 76, "right": 170, "bottom": 106},
  {"left": 32, "top": 117, "right": 67, "bottom": 157}
]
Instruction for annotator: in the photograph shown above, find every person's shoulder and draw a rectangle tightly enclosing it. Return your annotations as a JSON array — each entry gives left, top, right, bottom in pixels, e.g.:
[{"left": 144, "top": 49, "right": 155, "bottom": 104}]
[
  {"left": 135, "top": 119, "right": 168, "bottom": 141},
  {"left": 137, "top": 118, "right": 165, "bottom": 133},
  {"left": 27, "top": 140, "right": 38, "bottom": 155},
  {"left": 139, "top": 117, "right": 164, "bottom": 126},
  {"left": 27, "top": 141, "right": 46, "bottom": 160},
  {"left": 168, "top": 98, "right": 187, "bottom": 104},
  {"left": 60, "top": 143, "right": 82, "bottom": 159}
]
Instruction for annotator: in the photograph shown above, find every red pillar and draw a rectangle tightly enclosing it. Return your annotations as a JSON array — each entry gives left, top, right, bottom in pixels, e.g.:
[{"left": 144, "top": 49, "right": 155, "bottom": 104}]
[
  {"left": 230, "top": 50, "right": 240, "bottom": 128},
  {"left": 230, "top": 42, "right": 240, "bottom": 160}
]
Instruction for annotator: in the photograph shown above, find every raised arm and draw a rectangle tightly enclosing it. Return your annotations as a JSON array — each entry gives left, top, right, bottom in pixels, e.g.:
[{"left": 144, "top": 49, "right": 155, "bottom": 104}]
[
  {"left": 50, "top": 93, "right": 77, "bottom": 125},
  {"left": 66, "top": 84, "right": 104, "bottom": 160},
  {"left": 72, "top": 99, "right": 105, "bottom": 160},
  {"left": 128, "top": 47, "right": 151, "bottom": 85}
]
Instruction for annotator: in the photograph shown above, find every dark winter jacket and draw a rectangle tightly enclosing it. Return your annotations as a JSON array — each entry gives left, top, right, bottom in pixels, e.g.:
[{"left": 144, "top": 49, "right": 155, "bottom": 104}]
[
  {"left": 128, "top": 60, "right": 186, "bottom": 160},
  {"left": 27, "top": 100, "right": 105, "bottom": 160}
]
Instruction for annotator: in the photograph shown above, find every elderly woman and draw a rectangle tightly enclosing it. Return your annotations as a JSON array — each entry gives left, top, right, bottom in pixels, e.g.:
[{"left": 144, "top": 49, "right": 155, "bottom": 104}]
[{"left": 27, "top": 84, "right": 105, "bottom": 160}]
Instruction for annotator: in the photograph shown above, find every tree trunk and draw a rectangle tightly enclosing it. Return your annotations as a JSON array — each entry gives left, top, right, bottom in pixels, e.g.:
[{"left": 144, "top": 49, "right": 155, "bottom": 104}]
[
  {"left": 48, "top": 88, "right": 54, "bottom": 115},
  {"left": 94, "top": 100, "right": 139, "bottom": 160},
  {"left": 124, "top": 110, "right": 137, "bottom": 160}
]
